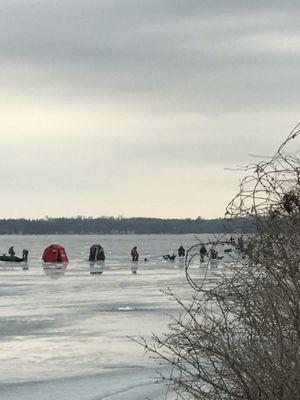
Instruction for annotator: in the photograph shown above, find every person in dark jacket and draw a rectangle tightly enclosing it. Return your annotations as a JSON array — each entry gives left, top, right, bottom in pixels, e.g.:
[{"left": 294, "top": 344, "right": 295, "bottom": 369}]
[
  {"left": 199, "top": 244, "right": 207, "bottom": 262},
  {"left": 8, "top": 246, "right": 15, "bottom": 257},
  {"left": 209, "top": 248, "right": 218, "bottom": 259},
  {"left": 178, "top": 245, "right": 185, "bottom": 257},
  {"left": 22, "top": 249, "right": 29, "bottom": 262},
  {"left": 56, "top": 249, "right": 62, "bottom": 263}
]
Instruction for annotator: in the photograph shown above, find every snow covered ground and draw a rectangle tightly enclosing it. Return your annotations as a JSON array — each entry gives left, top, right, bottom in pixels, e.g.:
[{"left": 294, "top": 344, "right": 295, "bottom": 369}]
[{"left": 0, "top": 234, "right": 226, "bottom": 400}]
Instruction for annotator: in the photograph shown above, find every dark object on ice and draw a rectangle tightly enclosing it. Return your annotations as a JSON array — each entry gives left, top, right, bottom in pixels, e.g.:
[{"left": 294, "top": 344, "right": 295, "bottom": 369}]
[
  {"left": 42, "top": 244, "right": 69, "bottom": 263},
  {"left": 144, "top": 257, "right": 148, "bottom": 262},
  {"left": 224, "top": 248, "right": 233, "bottom": 253},
  {"left": 0, "top": 248, "right": 30, "bottom": 263},
  {"left": 163, "top": 254, "right": 176, "bottom": 261},
  {"left": 131, "top": 246, "right": 139, "bottom": 261},
  {"left": 178, "top": 245, "right": 185, "bottom": 257},
  {"left": 0, "top": 254, "right": 24, "bottom": 262},
  {"left": 89, "top": 244, "right": 105, "bottom": 262}
]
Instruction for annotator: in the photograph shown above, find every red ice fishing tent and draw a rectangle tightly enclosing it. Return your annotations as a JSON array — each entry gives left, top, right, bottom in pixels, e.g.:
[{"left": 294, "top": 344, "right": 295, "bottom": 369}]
[{"left": 42, "top": 244, "right": 69, "bottom": 263}]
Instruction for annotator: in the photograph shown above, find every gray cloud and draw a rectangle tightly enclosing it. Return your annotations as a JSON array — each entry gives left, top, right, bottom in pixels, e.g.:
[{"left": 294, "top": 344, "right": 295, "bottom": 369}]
[
  {"left": 0, "top": 0, "right": 299, "bottom": 217},
  {"left": 0, "top": 0, "right": 300, "bottom": 111}
]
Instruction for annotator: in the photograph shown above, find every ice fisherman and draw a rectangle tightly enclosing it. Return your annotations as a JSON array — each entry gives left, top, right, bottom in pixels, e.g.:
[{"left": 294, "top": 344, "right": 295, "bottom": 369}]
[
  {"left": 131, "top": 246, "right": 139, "bottom": 262},
  {"left": 8, "top": 246, "right": 15, "bottom": 257},
  {"left": 209, "top": 248, "right": 218, "bottom": 260},
  {"left": 178, "top": 245, "right": 185, "bottom": 257},
  {"left": 22, "top": 249, "right": 29, "bottom": 262},
  {"left": 199, "top": 244, "right": 208, "bottom": 262},
  {"left": 56, "top": 248, "right": 62, "bottom": 262}
]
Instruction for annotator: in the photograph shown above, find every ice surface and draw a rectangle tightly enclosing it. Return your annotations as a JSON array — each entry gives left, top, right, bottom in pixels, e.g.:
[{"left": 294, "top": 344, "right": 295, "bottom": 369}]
[{"left": 0, "top": 234, "right": 224, "bottom": 399}]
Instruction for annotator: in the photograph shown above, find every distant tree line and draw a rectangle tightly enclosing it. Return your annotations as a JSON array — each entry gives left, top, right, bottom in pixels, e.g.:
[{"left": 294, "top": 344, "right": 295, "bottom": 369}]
[{"left": 0, "top": 217, "right": 254, "bottom": 235}]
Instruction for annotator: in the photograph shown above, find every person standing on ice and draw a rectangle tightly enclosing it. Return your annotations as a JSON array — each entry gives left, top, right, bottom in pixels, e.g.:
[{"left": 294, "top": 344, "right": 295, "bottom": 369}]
[
  {"left": 131, "top": 246, "right": 139, "bottom": 261},
  {"left": 8, "top": 246, "right": 15, "bottom": 257},
  {"left": 56, "top": 248, "right": 62, "bottom": 262},
  {"left": 199, "top": 244, "right": 207, "bottom": 262},
  {"left": 178, "top": 245, "right": 185, "bottom": 257},
  {"left": 22, "top": 249, "right": 29, "bottom": 262},
  {"left": 209, "top": 248, "right": 218, "bottom": 259}
]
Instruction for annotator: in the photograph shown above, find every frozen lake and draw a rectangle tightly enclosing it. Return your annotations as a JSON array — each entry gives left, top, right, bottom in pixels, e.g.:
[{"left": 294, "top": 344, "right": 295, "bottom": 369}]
[{"left": 0, "top": 234, "right": 223, "bottom": 400}]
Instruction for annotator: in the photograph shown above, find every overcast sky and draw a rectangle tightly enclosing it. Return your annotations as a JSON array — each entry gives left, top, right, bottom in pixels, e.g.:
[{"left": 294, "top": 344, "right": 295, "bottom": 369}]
[{"left": 1, "top": 0, "right": 299, "bottom": 218}]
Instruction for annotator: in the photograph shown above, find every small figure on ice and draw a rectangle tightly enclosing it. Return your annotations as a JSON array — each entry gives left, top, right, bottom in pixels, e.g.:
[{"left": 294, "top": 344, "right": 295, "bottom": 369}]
[
  {"left": 199, "top": 244, "right": 208, "bottom": 262},
  {"left": 8, "top": 246, "right": 15, "bottom": 257},
  {"left": 178, "top": 245, "right": 185, "bottom": 257},
  {"left": 209, "top": 248, "right": 218, "bottom": 260},
  {"left": 131, "top": 246, "right": 139, "bottom": 262},
  {"left": 22, "top": 249, "right": 29, "bottom": 262}
]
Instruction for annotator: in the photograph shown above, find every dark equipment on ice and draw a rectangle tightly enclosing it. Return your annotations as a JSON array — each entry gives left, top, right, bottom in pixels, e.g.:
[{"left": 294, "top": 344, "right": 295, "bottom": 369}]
[
  {"left": 0, "top": 248, "right": 30, "bottom": 263},
  {"left": 163, "top": 254, "right": 176, "bottom": 261}
]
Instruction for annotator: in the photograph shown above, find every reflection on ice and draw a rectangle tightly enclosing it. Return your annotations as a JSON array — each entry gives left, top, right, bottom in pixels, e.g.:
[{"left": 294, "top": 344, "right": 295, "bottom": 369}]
[
  {"left": 22, "top": 262, "right": 29, "bottom": 270},
  {"left": 89, "top": 261, "right": 105, "bottom": 275},
  {"left": 178, "top": 256, "right": 185, "bottom": 265},
  {"left": 131, "top": 261, "right": 138, "bottom": 274},
  {"left": 43, "top": 262, "right": 68, "bottom": 279},
  {"left": 209, "top": 259, "right": 219, "bottom": 268}
]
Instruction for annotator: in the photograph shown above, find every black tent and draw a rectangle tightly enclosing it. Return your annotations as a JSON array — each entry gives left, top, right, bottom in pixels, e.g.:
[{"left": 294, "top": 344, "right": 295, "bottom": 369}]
[{"left": 89, "top": 244, "right": 105, "bottom": 262}]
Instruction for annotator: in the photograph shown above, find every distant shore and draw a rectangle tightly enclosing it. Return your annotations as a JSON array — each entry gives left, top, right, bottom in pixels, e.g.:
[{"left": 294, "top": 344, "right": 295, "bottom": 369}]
[{"left": 0, "top": 217, "right": 254, "bottom": 235}]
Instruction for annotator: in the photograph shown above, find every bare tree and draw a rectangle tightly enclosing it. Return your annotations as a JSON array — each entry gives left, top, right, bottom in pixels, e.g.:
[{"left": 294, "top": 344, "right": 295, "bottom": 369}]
[{"left": 141, "top": 125, "right": 300, "bottom": 400}]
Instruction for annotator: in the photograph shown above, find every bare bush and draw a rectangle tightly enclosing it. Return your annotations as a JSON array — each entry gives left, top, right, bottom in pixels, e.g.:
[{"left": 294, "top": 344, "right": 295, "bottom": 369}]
[{"left": 142, "top": 125, "right": 300, "bottom": 400}]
